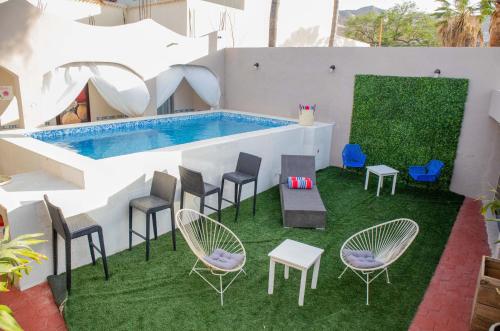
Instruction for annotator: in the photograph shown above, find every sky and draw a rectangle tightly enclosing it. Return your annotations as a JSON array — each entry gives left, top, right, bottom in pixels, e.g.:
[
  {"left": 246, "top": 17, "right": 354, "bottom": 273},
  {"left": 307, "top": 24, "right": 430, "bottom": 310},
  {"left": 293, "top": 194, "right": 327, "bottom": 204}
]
[{"left": 339, "top": 0, "right": 440, "bottom": 12}]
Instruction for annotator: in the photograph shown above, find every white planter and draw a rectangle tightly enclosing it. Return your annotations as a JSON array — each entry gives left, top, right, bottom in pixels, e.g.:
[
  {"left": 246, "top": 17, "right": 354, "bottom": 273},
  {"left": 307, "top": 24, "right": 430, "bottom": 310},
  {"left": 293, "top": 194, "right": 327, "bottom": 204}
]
[{"left": 299, "top": 111, "right": 314, "bottom": 126}]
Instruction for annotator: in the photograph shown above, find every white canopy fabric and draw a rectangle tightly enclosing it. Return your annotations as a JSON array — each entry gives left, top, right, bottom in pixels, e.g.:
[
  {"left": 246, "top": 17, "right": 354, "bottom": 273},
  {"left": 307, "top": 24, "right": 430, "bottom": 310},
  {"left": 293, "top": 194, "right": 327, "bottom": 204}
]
[
  {"left": 89, "top": 64, "right": 150, "bottom": 118},
  {"left": 156, "top": 65, "right": 221, "bottom": 109},
  {"left": 41, "top": 65, "right": 92, "bottom": 123},
  {"left": 39, "top": 63, "right": 150, "bottom": 126}
]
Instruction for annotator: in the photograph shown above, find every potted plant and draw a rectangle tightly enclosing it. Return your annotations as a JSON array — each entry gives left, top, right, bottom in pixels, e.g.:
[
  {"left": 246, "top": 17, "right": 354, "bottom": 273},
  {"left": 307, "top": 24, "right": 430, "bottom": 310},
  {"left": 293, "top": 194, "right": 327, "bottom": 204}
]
[
  {"left": 298, "top": 104, "right": 316, "bottom": 126},
  {"left": 0, "top": 227, "right": 46, "bottom": 331}
]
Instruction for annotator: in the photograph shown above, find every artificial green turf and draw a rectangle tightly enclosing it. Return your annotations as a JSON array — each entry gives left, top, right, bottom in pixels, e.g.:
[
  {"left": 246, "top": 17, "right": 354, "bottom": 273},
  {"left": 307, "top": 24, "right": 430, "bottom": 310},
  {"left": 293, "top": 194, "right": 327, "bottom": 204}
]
[{"left": 64, "top": 167, "right": 463, "bottom": 330}]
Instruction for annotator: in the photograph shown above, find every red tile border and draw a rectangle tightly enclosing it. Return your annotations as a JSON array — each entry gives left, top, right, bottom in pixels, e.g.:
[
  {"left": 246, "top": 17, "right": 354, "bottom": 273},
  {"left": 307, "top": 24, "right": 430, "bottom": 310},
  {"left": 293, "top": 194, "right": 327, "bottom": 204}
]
[
  {"left": 409, "top": 198, "right": 490, "bottom": 331},
  {"left": 0, "top": 282, "right": 66, "bottom": 331}
]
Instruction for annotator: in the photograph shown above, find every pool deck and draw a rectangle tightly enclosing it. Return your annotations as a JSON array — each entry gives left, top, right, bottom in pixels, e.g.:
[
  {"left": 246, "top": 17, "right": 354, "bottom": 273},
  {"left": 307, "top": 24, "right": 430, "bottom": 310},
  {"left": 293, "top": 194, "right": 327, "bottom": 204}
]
[
  {"left": 0, "top": 197, "right": 489, "bottom": 331},
  {"left": 0, "top": 110, "right": 334, "bottom": 290}
]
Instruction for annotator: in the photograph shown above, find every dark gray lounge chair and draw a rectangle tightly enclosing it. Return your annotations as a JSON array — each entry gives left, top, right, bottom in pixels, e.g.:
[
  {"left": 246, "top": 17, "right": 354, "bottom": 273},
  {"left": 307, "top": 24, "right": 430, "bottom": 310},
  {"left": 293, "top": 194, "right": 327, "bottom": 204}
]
[{"left": 279, "top": 155, "right": 327, "bottom": 229}]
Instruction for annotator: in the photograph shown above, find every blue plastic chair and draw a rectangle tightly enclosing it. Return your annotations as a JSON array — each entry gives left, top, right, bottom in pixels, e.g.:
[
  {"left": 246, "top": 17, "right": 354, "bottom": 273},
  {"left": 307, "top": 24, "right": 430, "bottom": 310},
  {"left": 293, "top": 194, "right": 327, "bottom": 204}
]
[
  {"left": 408, "top": 160, "right": 444, "bottom": 183},
  {"left": 342, "top": 144, "right": 367, "bottom": 169}
]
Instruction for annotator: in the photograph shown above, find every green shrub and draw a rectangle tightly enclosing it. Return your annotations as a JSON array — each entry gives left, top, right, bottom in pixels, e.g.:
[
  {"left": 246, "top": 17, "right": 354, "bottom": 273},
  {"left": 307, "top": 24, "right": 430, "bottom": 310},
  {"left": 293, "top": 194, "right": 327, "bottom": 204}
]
[{"left": 350, "top": 74, "right": 469, "bottom": 189}]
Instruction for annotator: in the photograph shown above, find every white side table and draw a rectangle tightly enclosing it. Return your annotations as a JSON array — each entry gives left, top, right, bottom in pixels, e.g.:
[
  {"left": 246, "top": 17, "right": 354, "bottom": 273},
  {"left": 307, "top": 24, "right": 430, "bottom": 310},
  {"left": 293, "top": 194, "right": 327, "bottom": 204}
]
[
  {"left": 365, "top": 165, "right": 399, "bottom": 197},
  {"left": 268, "top": 239, "right": 324, "bottom": 306}
]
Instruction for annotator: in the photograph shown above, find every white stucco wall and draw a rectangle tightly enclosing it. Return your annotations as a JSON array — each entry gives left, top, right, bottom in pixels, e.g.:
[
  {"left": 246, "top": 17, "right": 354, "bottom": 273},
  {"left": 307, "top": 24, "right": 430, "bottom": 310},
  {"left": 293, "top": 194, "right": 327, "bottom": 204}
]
[
  {"left": 222, "top": 47, "right": 500, "bottom": 198},
  {"left": 126, "top": 1, "right": 188, "bottom": 35}
]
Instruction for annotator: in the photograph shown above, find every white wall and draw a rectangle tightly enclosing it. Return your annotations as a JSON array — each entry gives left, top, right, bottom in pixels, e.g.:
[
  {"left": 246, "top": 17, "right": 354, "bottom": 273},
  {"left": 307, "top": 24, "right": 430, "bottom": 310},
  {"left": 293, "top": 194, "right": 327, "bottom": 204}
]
[
  {"left": 222, "top": 47, "right": 500, "bottom": 198},
  {"left": 0, "top": 67, "right": 20, "bottom": 128},
  {"left": 126, "top": 1, "right": 188, "bottom": 35}
]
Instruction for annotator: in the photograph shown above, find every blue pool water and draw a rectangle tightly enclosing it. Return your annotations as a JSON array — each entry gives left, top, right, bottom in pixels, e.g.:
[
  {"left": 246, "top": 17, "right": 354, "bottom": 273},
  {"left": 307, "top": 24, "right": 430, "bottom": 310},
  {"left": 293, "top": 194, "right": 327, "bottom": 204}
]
[{"left": 30, "top": 112, "right": 293, "bottom": 160}]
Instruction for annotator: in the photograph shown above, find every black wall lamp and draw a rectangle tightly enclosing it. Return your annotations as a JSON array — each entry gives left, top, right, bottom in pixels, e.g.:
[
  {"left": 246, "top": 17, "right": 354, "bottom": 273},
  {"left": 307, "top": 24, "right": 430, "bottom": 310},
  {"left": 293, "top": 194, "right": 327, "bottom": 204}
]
[
  {"left": 329, "top": 65, "right": 336, "bottom": 72},
  {"left": 253, "top": 62, "right": 260, "bottom": 70},
  {"left": 434, "top": 69, "right": 441, "bottom": 78}
]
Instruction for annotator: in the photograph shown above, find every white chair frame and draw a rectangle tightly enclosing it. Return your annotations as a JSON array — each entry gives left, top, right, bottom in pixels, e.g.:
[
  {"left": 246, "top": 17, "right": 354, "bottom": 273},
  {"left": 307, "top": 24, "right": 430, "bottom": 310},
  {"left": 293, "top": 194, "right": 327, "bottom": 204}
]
[
  {"left": 175, "top": 209, "right": 246, "bottom": 305},
  {"left": 338, "top": 218, "right": 419, "bottom": 305}
]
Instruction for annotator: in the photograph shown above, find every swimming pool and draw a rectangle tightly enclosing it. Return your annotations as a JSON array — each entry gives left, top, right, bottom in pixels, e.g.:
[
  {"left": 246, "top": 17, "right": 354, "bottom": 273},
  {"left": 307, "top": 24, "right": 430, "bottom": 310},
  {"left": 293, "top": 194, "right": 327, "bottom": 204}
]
[{"left": 30, "top": 112, "right": 293, "bottom": 159}]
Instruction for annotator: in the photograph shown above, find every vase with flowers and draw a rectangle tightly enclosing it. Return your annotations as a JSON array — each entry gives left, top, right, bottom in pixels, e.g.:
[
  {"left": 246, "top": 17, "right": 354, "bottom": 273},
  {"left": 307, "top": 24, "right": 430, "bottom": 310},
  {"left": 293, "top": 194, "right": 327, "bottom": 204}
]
[{"left": 299, "top": 104, "right": 316, "bottom": 126}]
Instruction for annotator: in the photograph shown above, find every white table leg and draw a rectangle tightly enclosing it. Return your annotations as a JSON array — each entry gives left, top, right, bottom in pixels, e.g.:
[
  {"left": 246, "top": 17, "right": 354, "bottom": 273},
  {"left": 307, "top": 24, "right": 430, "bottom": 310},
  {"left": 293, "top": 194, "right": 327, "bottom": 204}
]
[
  {"left": 311, "top": 256, "right": 321, "bottom": 289},
  {"left": 299, "top": 269, "right": 307, "bottom": 306},
  {"left": 364, "top": 170, "right": 370, "bottom": 190},
  {"left": 391, "top": 173, "right": 397, "bottom": 195},
  {"left": 381, "top": 176, "right": 384, "bottom": 188},
  {"left": 376, "top": 175, "right": 382, "bottom": 197},
  {"left": 268, "top": 259, "right": 276, "bottom": 295},
  {"left": 284, "top": 265, "right": 289, "bottom": 279}
]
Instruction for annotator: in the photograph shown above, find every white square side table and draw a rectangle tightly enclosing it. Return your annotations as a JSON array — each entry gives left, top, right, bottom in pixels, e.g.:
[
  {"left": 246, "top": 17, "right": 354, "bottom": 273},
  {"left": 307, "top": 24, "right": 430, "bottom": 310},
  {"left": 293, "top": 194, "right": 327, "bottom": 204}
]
[
  {"left": 268, "top": 239, "right": 324, "bottom": 306},
  {"left": 365, "top": 165, "right": 399, "bottom": 197}
]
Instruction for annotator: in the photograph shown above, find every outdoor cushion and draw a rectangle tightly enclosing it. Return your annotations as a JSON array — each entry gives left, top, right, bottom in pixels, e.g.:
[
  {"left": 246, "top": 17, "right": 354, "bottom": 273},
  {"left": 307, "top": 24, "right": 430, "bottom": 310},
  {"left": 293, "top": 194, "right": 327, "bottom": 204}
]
[
  {"left": 343, "top": 249, "right": 383, "bottom": 269},
  {"left": 129, "top": 195, "right": 170, "bottom": 213},
  {"left": 287, "top": 176, "right": 313, "bottom": 189},
  {"left": 203, "top": 248, "right": 244, "bottom": 270},
  {"left": 222, "top": 171, "right": 255, "bottom": 184},
  {"left": 66, "top": 213, "right": 99, "bottom": 237}
]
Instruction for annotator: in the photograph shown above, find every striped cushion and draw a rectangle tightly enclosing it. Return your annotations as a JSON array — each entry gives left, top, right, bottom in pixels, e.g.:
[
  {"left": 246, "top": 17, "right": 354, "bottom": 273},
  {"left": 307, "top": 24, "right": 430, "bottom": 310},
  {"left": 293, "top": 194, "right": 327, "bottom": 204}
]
[{"left": 287, "top": 176, "right": 313, "bottom": 189}]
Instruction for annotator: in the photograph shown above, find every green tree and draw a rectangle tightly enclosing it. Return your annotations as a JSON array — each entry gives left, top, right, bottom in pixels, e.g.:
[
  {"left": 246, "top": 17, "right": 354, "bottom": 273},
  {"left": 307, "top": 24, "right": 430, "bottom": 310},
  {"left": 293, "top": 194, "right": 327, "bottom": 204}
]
[
  {"left": 434, "top": 0, "right": 494, "bottom": 46},
  {"left": 345, "top": 2, "right": 439, "bottom": 46}
]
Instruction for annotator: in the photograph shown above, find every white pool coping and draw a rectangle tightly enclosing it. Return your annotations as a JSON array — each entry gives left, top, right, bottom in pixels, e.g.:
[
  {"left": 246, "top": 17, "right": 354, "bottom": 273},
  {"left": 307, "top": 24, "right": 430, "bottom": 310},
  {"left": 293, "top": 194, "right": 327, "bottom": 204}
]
[{"left": 0, "top": 109, "right": 331, "bottom": 189}]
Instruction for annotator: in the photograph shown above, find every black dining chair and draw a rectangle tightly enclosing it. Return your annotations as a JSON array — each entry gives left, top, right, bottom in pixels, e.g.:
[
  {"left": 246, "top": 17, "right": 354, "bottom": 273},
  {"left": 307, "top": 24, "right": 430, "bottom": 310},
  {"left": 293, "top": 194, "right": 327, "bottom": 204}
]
[
  {"left": 179, "top": 166, "right": 222, "bottom": 222},
  {"left": 129, "top": 171, "right": 177, "bottom": 261},
  {"left": 221, "top": 152, "right": 262, "bottom": 221},
  {"left": 44, "top": 195, "right": 109, "bottom": 294}
]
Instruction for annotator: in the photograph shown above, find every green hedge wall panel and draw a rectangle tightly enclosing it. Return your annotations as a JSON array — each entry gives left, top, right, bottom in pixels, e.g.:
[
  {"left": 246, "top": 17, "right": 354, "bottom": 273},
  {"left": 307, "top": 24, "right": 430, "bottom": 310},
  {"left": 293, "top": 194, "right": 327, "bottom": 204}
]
[{"left": 350, "top": 75, "right": 469, "bottom": 188}]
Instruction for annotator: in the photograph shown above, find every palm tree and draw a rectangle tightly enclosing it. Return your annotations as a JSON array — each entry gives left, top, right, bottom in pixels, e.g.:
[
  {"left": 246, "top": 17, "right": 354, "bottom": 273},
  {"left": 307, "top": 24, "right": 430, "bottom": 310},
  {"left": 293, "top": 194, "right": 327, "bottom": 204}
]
[
  {"left": 328, "top": 0, "right": 340, "bottom": 47},
  {"left": 490, "top": 0, "right": 500, "bottom": 46},
  {"left": 268, "top": 0, "right": 280, "bottom": 47},
  {"left": 434, "top": 0, "right": 490, "bottom": 46}
]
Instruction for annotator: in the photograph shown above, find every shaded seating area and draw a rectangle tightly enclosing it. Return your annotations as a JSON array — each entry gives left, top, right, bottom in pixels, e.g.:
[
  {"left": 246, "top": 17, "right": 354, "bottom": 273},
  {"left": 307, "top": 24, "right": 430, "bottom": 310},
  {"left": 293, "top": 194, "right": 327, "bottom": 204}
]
[
  {"left": 408, "top": 159, "right": 444, "bottom": 183},
  {"left": 338, "top": 218, "right": 419, "bottom": 305},
  {"left": 279, "top": 155, "right": 326, "bottom": 229},
  {"left": 221, "top": 152, "right": 262, "bottom": 222},
  {"left": 44, "top": 195, "right": 109, "bottom": 294},
  {"left": 175, "top": 208, "right": 246, "bottom": 306},
  {"left": 342, "top": 144, "right": 367, "bottom": 169},
  {"left": 129, "top": 171, "right": 177, "bottom": 261}
]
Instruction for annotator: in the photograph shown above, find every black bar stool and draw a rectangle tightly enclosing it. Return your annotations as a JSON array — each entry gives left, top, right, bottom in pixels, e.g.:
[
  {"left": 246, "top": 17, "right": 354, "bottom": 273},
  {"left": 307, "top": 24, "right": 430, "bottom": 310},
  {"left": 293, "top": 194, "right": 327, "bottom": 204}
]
[
  {"left": 221, "top": 152, "right": 262, "bottom": 221},
  {"left": 44, "top": 195, "right": 109, "bottom": 294},
  {"left": 179, "top": 166, "right": 222, "bottom": 222},
  {"left": 129, "top": 171, "right": 177, "bottom": 261}
]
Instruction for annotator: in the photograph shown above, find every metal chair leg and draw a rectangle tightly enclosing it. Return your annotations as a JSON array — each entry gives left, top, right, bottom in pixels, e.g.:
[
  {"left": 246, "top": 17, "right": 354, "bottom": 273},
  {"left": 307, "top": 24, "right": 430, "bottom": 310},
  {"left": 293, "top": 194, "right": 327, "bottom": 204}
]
[
  {"left": 220, "top": 178, "right": 225, "bottom": 204},
  {"left": 366, "top": 273, "right": 370, "bottom": 305},
  {"left": 65, "top": 240, "right": 71, "bottom": 294},
  {"left": 217, "top": 191, "right": 222, "bottom": 223},
  {"left": 152, "top": 212, "right": 158, "bottom": 240},
  {"left": 128, "top": 205, "right": 133, "bottom": 251},
  {"left": 200, "top": 196, "right": 205, "bottom": 215},
  {"left": 97, "top": 228, "right": 109, "bottom": 280},
  {"left": 145, "top": 213, "right": 151, "bottom": 261},
  {"left": 220, "top": 275, "right": 224, "bottom": 306},
  {"left": 52, "top": 229, "right": 58, "bottom": 275},
  {"left": 253, "top": 180, "right": 258, "bottom": 216},
  {"left": 235, "top": 183, "right": 242, "bottom": 222},
  {"left": 87, "top": 234, "right": 96, "bottom": 265},
  {"left": 170, "top": 208, "right": 176, "bottom": 251}
]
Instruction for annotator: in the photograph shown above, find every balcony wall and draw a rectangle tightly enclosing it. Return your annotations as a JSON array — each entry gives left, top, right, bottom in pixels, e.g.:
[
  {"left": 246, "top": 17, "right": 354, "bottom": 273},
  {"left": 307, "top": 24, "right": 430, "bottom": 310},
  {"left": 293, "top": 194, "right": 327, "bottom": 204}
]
[{"left": 221, "top": 47, "right": 500, "bottom": 198}]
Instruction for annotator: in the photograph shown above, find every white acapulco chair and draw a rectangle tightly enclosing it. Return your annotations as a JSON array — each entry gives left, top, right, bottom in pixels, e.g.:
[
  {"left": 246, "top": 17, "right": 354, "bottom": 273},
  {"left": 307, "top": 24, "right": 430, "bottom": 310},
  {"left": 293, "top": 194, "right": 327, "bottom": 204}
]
[
  {"left": 338, "top": 218, "right": 419, "bottom": 305},
  {"left": 175, "top": 208, "right": 246, "bottom": 305}
]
